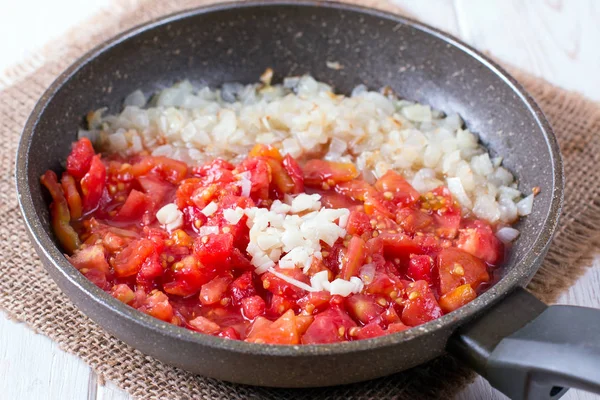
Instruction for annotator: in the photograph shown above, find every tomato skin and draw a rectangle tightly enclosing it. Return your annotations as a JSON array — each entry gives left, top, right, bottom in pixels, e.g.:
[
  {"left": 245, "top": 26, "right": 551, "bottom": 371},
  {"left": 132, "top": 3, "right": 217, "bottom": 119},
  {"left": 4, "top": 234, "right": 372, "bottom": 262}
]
[
  {"left": 304, "top": 160, "right": 359, "bottom": 187},
  {"left": 282, "top": 154, "right": 304, "bottom": 193},
  {"left": 218, "top": 327, "right": 241, "bottom": 340},
  {"left": 355, "top": 322, "right": 387, "bottom": 340},
  {"left": 401, "top": 280, "right": 443, "bottom": 327},
  {"left": 111, "top": 238, "right": 155, "bottom": 278},
  {"left": 80, "top": 155, "right": 106, "bottom": 213},
  {"left": 40, "top": 170, "right": 81, "bottom": 253},
  {"left": 60, "top": 174, "right": 82, "bottom": 220},
  {"left": 66, "top": 137, "right": 95, "bottom": 179},
  {"left": 436, "top": 248, "right": 490, "bottom": 295}
]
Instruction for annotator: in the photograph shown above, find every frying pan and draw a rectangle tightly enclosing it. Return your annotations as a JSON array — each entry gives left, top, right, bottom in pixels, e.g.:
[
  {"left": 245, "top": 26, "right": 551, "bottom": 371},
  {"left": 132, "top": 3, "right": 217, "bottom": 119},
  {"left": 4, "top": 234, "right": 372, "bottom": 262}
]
[{"left": 15, "top": 2, "right": 600, "bottom": 399}]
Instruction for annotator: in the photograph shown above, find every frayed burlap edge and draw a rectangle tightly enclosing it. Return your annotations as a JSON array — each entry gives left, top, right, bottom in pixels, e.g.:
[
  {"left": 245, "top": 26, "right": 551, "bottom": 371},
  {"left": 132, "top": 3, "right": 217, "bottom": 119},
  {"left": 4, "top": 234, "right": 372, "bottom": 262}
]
[{"left": 1, "top": 1, "right": 600, "bottom": 399}]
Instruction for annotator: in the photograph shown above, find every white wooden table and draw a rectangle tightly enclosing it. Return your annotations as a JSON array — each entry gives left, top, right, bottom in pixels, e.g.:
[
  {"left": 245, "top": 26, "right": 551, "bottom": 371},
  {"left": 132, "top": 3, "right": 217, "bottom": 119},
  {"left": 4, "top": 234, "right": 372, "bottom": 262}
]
[{"left": 1, "top": 1, "right": 599, "bottom": 399}]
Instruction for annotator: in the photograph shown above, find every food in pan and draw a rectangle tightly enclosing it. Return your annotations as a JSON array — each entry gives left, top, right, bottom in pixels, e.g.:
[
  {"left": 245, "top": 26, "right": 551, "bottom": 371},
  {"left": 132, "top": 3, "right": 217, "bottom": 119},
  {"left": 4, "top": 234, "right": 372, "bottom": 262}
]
[{"left": 41, "top": 74, "right": 533, "bottom": 344}]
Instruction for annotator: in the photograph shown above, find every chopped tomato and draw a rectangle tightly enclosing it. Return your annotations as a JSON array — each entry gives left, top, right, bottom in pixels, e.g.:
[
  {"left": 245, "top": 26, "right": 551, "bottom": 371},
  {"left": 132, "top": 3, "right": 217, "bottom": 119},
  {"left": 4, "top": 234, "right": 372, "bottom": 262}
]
[
  {"left": 66, "top": 137, "right": 95, "bottom": 179},
  {"left": 140, "top": 290, "right": 173, "bottom": 322},
  {"left": 193, "top": 233, "right": 234, "bottom": 267},
  {"left": 163, "top": 255, "right": 212, "bottom": 297},
  {"left": 111, "top": 238, "right": 155, "bottom": 277},
  {"left": 69, "top": 244, "right": 110, "bottom": 276},
  {"left": 301, "top": 307, "right": 357, "bottom": 344},
  {"left": 401, "top": 280, "right": 443, "bottom": 326},
  {"left": 248, "top": 144, "right": 283, "bottom": 161},
  {"left": 130, "top": 156, "right": 188, "bottom": 184},
  {"left": 436, "top": 248, "right": 490, "bottom": 295},
  {"left": 40, "top": 170, "right": 81, "bottom": 253},
  {"left": 200, "top": 275, "right": 232, "bottom": 305},
  {"left": 261, "top": 268, "right": 310, "bottom": 299},
  {"left": 60, "top": 174, "right": 82, "bottom": 220},
  {"left": 374, "top": 170, "right": 420, "bottom": 206},
  {"left": 241, "top": 295, "right": 266, "bottom": 320},
  {"left": 438, "top": 284, "right": 477, "bottom": 313},
  {"left": 189, "top": 316, "right": 221, "bottom": 335},
  {"left": 407, "top": 255, "right": 433, "bottom": 283},
  {"left": 297, "top": 291, "right": 332, "bottom": 314},
  {"left": 282, "top": 154, "right": 304, "bottom": 193},
  {"left": 111, "top": 284, "right": 135, "bottom": 304},
  {"left": 354, "top": 322, "right": 386, "bottom": 340},
  {"left": 246, "top": 309, "right": 299, "bottom": 344},
  {"left": 304, "top": 160, "right": 359, "bottom": 187},
  {"left": 396, "top": 207, "right": 434, "bottom": 235},
  {"left": 456, "top": 220, "right": 503, "bottom": 265},
  {"left": 80, "top": 155, "right": 106, "bottom": 213},
  {"left": 345, "top": 294, "right": 384, "bottom": 324},
  {"left": 345, "top": 210, "right": 373, "bottom": 237},
  {"left": 228, "top": 271, "right": 256, "bottom": 304},
  {"left": 117, "top": 189, "right": 151, "bottom": 221},
  {"left": 340, "top": 236, "right": 366, "bottom": 280}
]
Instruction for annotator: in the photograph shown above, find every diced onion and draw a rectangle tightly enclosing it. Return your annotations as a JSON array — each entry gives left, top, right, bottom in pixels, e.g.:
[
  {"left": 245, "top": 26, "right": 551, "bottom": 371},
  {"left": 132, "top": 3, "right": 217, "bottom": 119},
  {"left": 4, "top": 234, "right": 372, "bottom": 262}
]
[
  {"left": 447, "top": 177, "right": 472, "bottom": 208},
  {"left": 496, "top": 227, "right": 520, "bottom": 243},
  {"left": 201, "top": 201, "right": 218, "bottom": 217},
  {"left": 517, "top": 194, "right": 534, "bottom": 216},
  {"left": 198, "top": 226, "right": 219, "bottom": 236}
]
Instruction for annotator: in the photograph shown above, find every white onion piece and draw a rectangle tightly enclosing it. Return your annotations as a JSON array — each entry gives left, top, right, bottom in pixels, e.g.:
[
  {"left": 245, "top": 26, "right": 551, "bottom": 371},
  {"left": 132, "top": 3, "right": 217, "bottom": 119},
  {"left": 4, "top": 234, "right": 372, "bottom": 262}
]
[
  {"left": 447, "top": 177, "right": 473, "bottom": 208},
  {"left": 359, "top": 263, "right": 376, "bottom": 284},
  {"left": 496, "top": 227, "right": 520, "bottom": 243},
  {"left": 124, "top": 90, "right": 147, "bottom": 107},
  {"left": 517, "top": 194, "right": 534, "bottom": 216},
  {"left": 198, "top": 226, "right": 219, "bottom": 236}
]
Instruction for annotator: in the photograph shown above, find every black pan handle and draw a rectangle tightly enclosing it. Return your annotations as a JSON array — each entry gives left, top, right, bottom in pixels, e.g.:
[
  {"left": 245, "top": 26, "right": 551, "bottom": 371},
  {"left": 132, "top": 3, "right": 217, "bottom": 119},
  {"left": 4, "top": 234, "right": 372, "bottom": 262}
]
[{"left": 447, "top": 287, "right": 600, "bottom": 400}]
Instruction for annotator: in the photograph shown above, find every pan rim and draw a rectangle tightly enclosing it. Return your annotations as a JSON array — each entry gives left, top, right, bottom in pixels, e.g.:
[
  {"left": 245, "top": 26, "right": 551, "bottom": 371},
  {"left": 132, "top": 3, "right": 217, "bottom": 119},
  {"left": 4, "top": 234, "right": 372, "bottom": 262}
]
[{"left": 16, "top": 0, "right": 563, "bottom": 358}]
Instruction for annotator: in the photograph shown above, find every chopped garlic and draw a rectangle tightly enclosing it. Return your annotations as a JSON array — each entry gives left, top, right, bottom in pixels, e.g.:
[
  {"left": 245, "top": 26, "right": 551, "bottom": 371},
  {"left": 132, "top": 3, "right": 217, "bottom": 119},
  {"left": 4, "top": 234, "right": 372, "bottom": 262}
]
[
  {"left": 201, "top": 201, "right": 218, "bottom": 216},
  {"left": 156, "top": 203, "right": 183, "bottom": 232}
]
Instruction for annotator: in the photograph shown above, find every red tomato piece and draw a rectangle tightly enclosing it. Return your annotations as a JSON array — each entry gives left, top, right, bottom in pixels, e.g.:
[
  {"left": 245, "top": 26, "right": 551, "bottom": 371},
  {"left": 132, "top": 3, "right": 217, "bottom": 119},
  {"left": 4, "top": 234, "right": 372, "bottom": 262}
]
[
  {"left": 218, "top": 327, "right": 241, "bottom": 340},
  {"left": 304, "top": 160, "right": 359, "bottom": 187},
  {"left": 241, "top": 295, "right": 266, "bottom": 320},
  {"left": 66, "top": 137, "right": 95, "bottom": 179},
  {"left": 438, "top": 284, "right": 477, "bottom": 313},
  {"left": 456, "top": 220, "right": 504, "bottom": 265},
  {"left": 111, "top": 238, "right": 155, "bottom": 277},
  {"left": 354, "top": 322, "right": 387, "bottom": 340},
  {"left": 193, "top": 233, "right": 234, "bottom": 267},
  {"left": 40, "top": 170, "right": 81, "bottom": 253},
  {"left": 136, "top": 252, "right": 164, "bottom": 287},
  {"left": 246, "top": 309, "right": 300, "bottom": 344},
  {"left": 261, "top": 268, "right": 310, "bottom": 299},
  {"left": 340, "top": 236, "right": 366, "bottom": 280},
  {"left": 267, "top": 294, "right": 295, "bottom": 317},
  {"left": 189, "top": 315, "right": 221, "bottom": 335},
  {"left": 69, "top": 244, "right": 110, "bottom": 276},
  {"left": 396, "top": 207, "right": 434, "bottom": 235},
  {"left": 164, "top": 255, "right": 213, "bottom": 297},
  {"left": 200, "top": 275, "right": 232, "bottom": 305},
  {"left": 345, "top": 210, "right": 373, "bottom": 237},
  {"left": 228, "top": 271, "right": 257, "bottom": 304},
  {"left": 297, "top": 291, "right": 332, "bottom": 314},
  {"left": 140, "top": 290, "right": 173, "bottom": 322},
  {"left": 248, "top": 144, "right": 283, "bottom": 161},
  {"left": 80, "top": 155, "right": 106, "bottom": 213},
  {"left": 301, "top": 307, "right": 357, "bottom": 344},
  {"left": 374, "top": 170, "right": 420, "bottom": 206},
  {"left": 60, "top": 173, "right": 82, "bottom": 220},
  {"left": 110, "top": 284, "right": 135, "bottom": 304},
  {"left": 407, "top": 255, "right": 434, "bottom": 283},
  {"left": 236, "top": 157, "right": 271, "bottom": 201},
  {"left": 130, "top": 156, "right": 188, "bottom": 184},
  {"left": 266, "top": 158, "right": 296, "bottom": 198},
  {"left": 401, "top": 280, "right": 443, "bottom": 327},
  {"left": 379, "top": 232, "right": 421, "bottom": 260},
  {"left": 345, "top": 294, "right": 384, "bottom": 324},
  {"left": 116, "top": 189, "right": 151, "bottom": 221},
  {"left": 437, "top": 248, "right": 490, "bottom": 295},
  {"left": 282, "top": 154, "right": 304, "bottom": 193}
]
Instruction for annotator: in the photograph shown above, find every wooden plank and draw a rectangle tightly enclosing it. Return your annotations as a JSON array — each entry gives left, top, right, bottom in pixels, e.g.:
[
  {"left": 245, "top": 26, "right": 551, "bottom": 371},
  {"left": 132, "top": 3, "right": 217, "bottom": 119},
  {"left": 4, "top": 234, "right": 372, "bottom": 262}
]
[
  {"left": 392, "top": 0, "right": 461, "bottom": 35},
  {"left": 0, "top": 311, "right": 92, "bottom": 399},
  {"left": 452, "top": 0, "right": 600, "bottom": 101}
]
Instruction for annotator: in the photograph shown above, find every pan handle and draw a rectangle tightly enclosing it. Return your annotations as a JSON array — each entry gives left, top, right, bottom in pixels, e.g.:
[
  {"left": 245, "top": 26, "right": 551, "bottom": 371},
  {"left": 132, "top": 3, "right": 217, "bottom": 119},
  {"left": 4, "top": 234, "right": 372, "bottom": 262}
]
[{"left": 447, "top": 286, "right": 600, "bottom": 400}]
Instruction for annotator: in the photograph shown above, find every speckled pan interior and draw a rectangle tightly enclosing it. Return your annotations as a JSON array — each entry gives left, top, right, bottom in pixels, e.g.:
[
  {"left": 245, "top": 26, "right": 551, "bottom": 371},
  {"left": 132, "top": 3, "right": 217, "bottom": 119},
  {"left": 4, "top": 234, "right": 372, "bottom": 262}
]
[{"left": 16, "top": 1, "right": 562, "bottom": 388}]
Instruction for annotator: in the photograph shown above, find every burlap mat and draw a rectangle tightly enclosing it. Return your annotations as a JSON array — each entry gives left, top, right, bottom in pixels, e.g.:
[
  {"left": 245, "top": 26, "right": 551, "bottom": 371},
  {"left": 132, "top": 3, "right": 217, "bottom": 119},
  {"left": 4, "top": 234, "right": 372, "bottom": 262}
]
[{"left": 2, "top": 0, "right": 600, "bottom": 399}]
